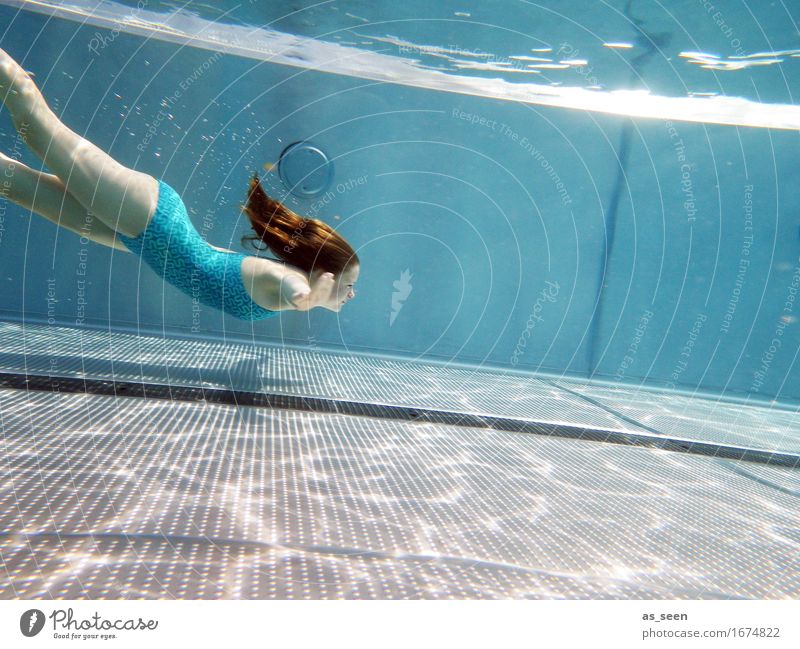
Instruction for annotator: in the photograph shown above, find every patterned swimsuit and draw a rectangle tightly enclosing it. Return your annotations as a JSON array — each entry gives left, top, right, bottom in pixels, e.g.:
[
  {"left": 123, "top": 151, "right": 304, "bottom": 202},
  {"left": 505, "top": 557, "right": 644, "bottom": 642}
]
[{"left": 118, "top": 180, "right": 279, "bottom": 321}]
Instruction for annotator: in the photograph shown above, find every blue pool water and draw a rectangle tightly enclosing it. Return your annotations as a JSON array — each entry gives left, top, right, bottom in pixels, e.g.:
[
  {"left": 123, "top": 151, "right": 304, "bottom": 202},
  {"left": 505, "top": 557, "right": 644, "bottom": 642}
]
[
  {"left": 1, "top": 0, "right": 799, "bottom": 403},
  {"left": 1, "top": 0, "right": 799, "bottom": 602}
]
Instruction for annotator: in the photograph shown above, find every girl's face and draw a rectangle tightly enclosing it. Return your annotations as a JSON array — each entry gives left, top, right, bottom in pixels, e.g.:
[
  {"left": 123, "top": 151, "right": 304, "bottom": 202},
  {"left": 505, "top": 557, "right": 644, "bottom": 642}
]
[{"left": 324, "top": 264, "right": 360, "bottom": 312}]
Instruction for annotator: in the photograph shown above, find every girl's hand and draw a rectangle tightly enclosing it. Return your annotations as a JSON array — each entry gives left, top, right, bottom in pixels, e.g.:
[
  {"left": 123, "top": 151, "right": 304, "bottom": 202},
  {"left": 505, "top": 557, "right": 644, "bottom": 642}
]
[
  {"left": 279, "top": 273, "right": 312, "bottom": 311},
  {"left": 279, "top": 271, "right": 334, "bottom": 311}
]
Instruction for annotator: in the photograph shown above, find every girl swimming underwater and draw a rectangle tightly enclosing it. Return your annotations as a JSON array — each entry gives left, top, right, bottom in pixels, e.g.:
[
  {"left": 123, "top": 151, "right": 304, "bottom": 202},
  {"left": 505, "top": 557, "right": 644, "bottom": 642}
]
[{"left": 0, "top": 48, "right": 359, "bottom": 319}]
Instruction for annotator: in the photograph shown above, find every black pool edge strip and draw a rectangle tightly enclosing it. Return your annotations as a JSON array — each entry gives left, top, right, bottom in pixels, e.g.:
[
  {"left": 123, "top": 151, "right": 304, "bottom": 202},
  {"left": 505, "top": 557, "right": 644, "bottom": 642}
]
[{"left": 1, "top": 371, "right": 798, "bottom": 469}]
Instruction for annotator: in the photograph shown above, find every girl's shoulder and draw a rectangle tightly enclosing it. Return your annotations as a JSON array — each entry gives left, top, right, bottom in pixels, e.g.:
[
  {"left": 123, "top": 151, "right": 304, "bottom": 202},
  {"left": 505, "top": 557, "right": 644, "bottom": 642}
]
[{"left": 245, "top": 254, "right": 303, "bottom": 277}]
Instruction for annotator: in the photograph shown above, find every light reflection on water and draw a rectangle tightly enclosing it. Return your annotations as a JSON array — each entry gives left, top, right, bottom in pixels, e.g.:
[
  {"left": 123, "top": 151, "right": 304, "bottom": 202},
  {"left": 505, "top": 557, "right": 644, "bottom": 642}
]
[{"left": 4, "top": 0, "right": 800, "bottom": 129}]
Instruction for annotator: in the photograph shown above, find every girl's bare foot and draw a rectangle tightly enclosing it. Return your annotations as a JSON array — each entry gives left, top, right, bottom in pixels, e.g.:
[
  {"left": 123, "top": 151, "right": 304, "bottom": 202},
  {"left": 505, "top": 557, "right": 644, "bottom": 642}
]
[{"left": 0, "top": 48, "right": 41, "bottom": 120}]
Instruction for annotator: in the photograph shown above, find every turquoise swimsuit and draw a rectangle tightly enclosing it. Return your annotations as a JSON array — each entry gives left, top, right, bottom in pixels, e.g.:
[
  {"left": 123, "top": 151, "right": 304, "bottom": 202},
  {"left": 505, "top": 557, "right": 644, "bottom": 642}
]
[{"left": 118, "top": 180, "right": 279, "bottom": 321}]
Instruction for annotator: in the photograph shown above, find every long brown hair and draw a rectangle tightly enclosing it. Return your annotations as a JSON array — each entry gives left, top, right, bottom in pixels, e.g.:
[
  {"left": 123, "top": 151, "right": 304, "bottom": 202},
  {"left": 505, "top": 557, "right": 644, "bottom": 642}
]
[{"left": 241, "top": 174, "right": 359, "bottom": 275}]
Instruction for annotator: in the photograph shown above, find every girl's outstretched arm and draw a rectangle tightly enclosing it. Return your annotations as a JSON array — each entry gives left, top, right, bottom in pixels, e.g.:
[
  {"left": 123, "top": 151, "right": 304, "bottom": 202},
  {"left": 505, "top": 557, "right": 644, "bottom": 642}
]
[{"left": 246, "top": 265, "right": 335, "bottom": 312}]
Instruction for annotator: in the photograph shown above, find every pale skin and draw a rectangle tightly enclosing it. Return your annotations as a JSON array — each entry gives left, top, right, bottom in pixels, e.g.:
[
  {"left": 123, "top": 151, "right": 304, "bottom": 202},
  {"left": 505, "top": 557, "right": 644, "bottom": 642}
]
[{"left": 0, "top": 48, "right": 358, "bottom": 313}]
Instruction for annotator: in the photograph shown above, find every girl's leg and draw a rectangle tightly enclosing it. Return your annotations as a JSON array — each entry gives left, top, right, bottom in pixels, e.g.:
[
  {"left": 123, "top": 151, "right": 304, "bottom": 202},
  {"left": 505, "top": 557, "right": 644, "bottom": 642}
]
[
  {"left": 1, "top": 151, "right": 130, "bottom": 251},
  {"left": 0, "top": 48, "right": 158, "bottom": 238}
]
